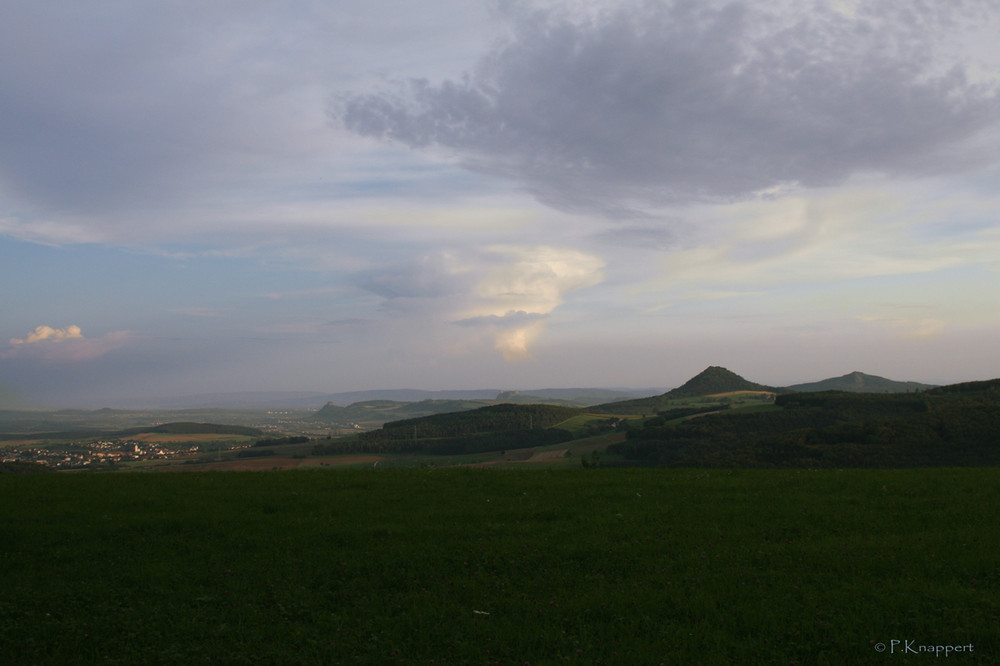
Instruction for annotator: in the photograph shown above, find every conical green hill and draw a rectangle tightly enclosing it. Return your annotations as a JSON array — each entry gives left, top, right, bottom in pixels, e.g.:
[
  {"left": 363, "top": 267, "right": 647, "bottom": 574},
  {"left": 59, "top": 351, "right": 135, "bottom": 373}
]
[{"left": 665, "top": 366, "right": 778, "bottom": 398}]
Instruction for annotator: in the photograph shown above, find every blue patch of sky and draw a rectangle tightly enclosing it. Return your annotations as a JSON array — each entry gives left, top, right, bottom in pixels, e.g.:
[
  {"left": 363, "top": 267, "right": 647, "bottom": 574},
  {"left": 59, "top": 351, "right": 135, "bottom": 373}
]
[
  {"left": 331, "top": 159, "right": 517, "bottom": 200},
  {"left": 905, "top": 213, "right": 999, "bottom": 242},
  {"left": 0, "top": 238, "right": 329, "bottom": 337}
]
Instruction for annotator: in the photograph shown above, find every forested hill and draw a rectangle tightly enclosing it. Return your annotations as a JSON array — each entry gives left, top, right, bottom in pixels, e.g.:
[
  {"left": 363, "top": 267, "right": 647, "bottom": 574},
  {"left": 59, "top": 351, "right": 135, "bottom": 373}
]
[
  {"left": 608, "top": 378, "right": 1000, "bottom": 468},
  {"left": 311, "top": 391, "right": 638, "bottom": 426},
  {"left": 312, "top": 399, "right": 493, "bottom": 425},
  {"left": 1, "top": 421, "right": 263, "bottom": 441},
  {"left": 924, "top": 378, "right": 1000, "bottom": 397},
  {"left": 665, "top": 366, "right": 784, "bottom": 398},
  {"left": 311, "top": 403, "right": 582, "bottom": 456},
  {"left": 591, "top": 366, "right": 781, "bottom": 415},
  {"left": 378, "top": 403, "right": 581, "bottom": 438},
  {"left": 786, "top": 371, "right": 936, "bottom": 393},
  {"left": 117, "top": 422, "right": 262, "bottom": 437}
]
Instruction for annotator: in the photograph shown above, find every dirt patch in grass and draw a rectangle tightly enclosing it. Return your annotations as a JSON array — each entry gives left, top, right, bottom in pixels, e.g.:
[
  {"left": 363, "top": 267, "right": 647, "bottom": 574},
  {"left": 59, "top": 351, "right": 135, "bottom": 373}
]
[
  {"left": 0, "top": 439, "right": 45, "bottom": 447},
  {"left": 526, "top": 449, "right": 569, "bottom": 462}
]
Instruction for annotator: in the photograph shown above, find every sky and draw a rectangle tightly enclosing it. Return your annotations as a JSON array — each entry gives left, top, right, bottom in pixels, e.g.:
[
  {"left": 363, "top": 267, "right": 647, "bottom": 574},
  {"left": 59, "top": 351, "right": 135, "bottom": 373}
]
[{"left": 2, "top": 0, "right": 1000, "bottom": 408}]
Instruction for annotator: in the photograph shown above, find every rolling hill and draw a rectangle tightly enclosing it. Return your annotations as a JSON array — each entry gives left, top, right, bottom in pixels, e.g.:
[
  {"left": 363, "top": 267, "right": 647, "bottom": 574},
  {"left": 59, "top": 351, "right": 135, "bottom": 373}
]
[
  {"left": 493, "top": 388, "right": 655, "bottom": 405},
  {"left": 664, "top": 366, "right": 784, "bottom": 398},
  {"left": 786, "top": 371, "right": 935, "bottom": 393},
  {"left": 310, "top": 403, "right": 585, "bottom": 456},
  {"left": 591, "top": 366, "right": 781, "bottom": 415},
  {"left": 310, "top": 388, "right": 657, "bottom": 427},
  {"left": 311, "top": 399, "right": 496, "bottom": 425},
  {"left": 590, "top": 367, "right": 938, "bottom": 416},
  {"left": 608, "top": 377, "right": 1000, "bottom": 468},
  {"left": 117, "top": 422, "right": 263, "bottom": 437}
]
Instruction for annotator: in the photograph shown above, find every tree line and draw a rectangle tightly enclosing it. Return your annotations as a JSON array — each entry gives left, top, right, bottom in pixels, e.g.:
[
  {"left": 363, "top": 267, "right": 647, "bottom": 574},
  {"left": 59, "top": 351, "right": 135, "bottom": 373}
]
[
  {"left": 311, "top": 403, "right": 580, "bottom": 455},
  {"left": 607, "top": 382, "right": 1000, "bottom": 467}
]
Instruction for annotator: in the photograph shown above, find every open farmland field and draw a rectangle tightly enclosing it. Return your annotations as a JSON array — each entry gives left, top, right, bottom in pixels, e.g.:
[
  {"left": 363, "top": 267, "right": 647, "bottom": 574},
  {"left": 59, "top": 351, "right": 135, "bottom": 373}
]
[
  {"left": 545, "top": 412, "right": 630, "bottom": 435},
  {"left": 705, "top": 390, "right": 775, "bottom": 398},
  {"left": 1, "top": 468, "right": 997, "bottom": 664}
]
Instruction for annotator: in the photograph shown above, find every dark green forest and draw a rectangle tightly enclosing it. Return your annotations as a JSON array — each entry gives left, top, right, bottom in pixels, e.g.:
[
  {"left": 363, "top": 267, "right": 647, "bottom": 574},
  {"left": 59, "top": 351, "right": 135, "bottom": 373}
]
[
  {"left": 311, "top": 403, "right": 580, "bottom": 456},
  {"left": 608, "top": 380, "right": 1000, "bottom": 467},
  {"left": 120, "top": 422, "right": 262, "bottom": 436},
  {"left": 308, "top": 378, "right": 1000, "bottom": 467}
]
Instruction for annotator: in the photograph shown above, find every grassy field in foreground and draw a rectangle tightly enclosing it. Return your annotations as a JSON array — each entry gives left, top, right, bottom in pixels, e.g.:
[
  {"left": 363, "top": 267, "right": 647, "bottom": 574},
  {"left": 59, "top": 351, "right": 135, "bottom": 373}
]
[{"left": 1, "top": 468, "right": 998, "bottom": 664}]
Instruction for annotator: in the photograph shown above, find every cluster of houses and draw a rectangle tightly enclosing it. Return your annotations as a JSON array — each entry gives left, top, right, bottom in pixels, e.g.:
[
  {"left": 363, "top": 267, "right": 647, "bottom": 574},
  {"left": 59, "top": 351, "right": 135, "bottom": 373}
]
[{"left": 1, "top": 439, "right": 201, "bottom": 469}]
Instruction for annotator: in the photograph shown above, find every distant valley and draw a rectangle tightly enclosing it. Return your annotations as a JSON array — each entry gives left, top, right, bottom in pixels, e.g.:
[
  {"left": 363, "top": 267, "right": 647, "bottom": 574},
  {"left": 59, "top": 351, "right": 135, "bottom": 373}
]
[
  {"left": 93, "top": 368, "right": 934, "bottom": 412},
  {"left": 4, "top": 365, "right": 992, "bottom": 473},
  {"left": 109, "top": 386, "right": 663, "bottom": 410}
]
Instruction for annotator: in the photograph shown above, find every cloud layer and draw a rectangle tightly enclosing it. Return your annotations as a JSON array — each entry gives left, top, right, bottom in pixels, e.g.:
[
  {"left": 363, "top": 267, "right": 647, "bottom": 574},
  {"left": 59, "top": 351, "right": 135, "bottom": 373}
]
[
  {"left": 355, "top": 245, "right": 604, "bottom": 360},
  {"left": 340, "top": 0, "right": 1000, "bottom": 215},
  {"left": 0, "top": 1, "right": 496, "bottom": 245},
  {"left": 2, "top": 2, "right": 999, "bottom": 405}
]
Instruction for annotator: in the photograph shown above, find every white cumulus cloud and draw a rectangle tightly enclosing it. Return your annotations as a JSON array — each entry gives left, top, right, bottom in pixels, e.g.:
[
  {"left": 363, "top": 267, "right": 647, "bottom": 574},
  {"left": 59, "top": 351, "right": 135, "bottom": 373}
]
[
  {"left": 355, "top": 245, "right": 604, "bottom": 361},
  {"left": 10, "top": 325, "right": 83, "bottom": 345},
  {"left": 462, "top": 245, "right": 604, "bottom": 360},
  {"left": 4, "top": 326, "right": 131, "bottom": 362}
]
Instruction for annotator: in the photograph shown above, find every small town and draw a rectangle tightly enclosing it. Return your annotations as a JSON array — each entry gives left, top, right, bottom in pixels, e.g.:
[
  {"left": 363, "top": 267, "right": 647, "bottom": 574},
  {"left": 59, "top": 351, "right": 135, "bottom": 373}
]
[{"left": 1, "top": 439, "right": 202, "bottom": 470}]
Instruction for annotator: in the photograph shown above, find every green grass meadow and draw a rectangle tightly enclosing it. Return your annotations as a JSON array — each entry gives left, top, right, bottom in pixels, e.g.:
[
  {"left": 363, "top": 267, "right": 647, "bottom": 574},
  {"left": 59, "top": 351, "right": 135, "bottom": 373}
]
[{"left": 2, "top": 468, "right": 998, "bottom": 664}]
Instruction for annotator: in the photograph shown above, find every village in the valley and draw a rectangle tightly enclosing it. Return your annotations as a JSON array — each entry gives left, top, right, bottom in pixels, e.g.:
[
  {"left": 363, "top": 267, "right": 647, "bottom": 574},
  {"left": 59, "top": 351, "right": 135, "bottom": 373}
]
[{"left": 2, "top": 439, "right": 201, "bottom": 470}]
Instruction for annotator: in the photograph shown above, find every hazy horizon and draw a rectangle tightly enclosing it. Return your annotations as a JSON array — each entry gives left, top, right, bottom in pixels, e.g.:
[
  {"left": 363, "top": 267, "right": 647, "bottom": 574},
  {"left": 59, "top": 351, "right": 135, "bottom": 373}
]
[
  {"left": 3, "top": 1, "right": 999, "bottom": 408},
  {"left": 0, "top": 367, "right": 948, "bottom": 411}
]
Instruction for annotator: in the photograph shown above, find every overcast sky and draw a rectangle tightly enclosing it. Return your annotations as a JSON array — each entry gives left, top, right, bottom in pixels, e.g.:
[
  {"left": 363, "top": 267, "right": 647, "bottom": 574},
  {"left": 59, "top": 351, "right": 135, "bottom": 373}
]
[{"left": 2, "top": 0, "right": 999, "bottom": 408}]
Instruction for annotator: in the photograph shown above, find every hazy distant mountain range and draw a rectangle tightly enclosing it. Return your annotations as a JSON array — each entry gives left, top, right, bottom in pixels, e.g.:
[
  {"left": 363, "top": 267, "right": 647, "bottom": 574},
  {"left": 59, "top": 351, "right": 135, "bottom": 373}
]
[
  {"left": 309, "top": 388, "right": 663, "bottom": 426},
  {"left": 591, "top": 367, "right": 936, "bottom": 416},
  {"left": 307, "top": 367, "right": 942, "bottom": 426},
  {"left": 119, "top": 368, "right": 935, "bottom": 410},
  {"left": 141, "top": 387, "right": 663, "bottom": 410}
]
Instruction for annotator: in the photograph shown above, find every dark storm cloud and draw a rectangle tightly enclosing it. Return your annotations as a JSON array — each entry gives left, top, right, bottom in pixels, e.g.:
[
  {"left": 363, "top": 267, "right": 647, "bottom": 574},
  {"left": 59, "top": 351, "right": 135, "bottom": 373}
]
[{"left": 339, "top": 0, "right": 1000, "bottom": 215}]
